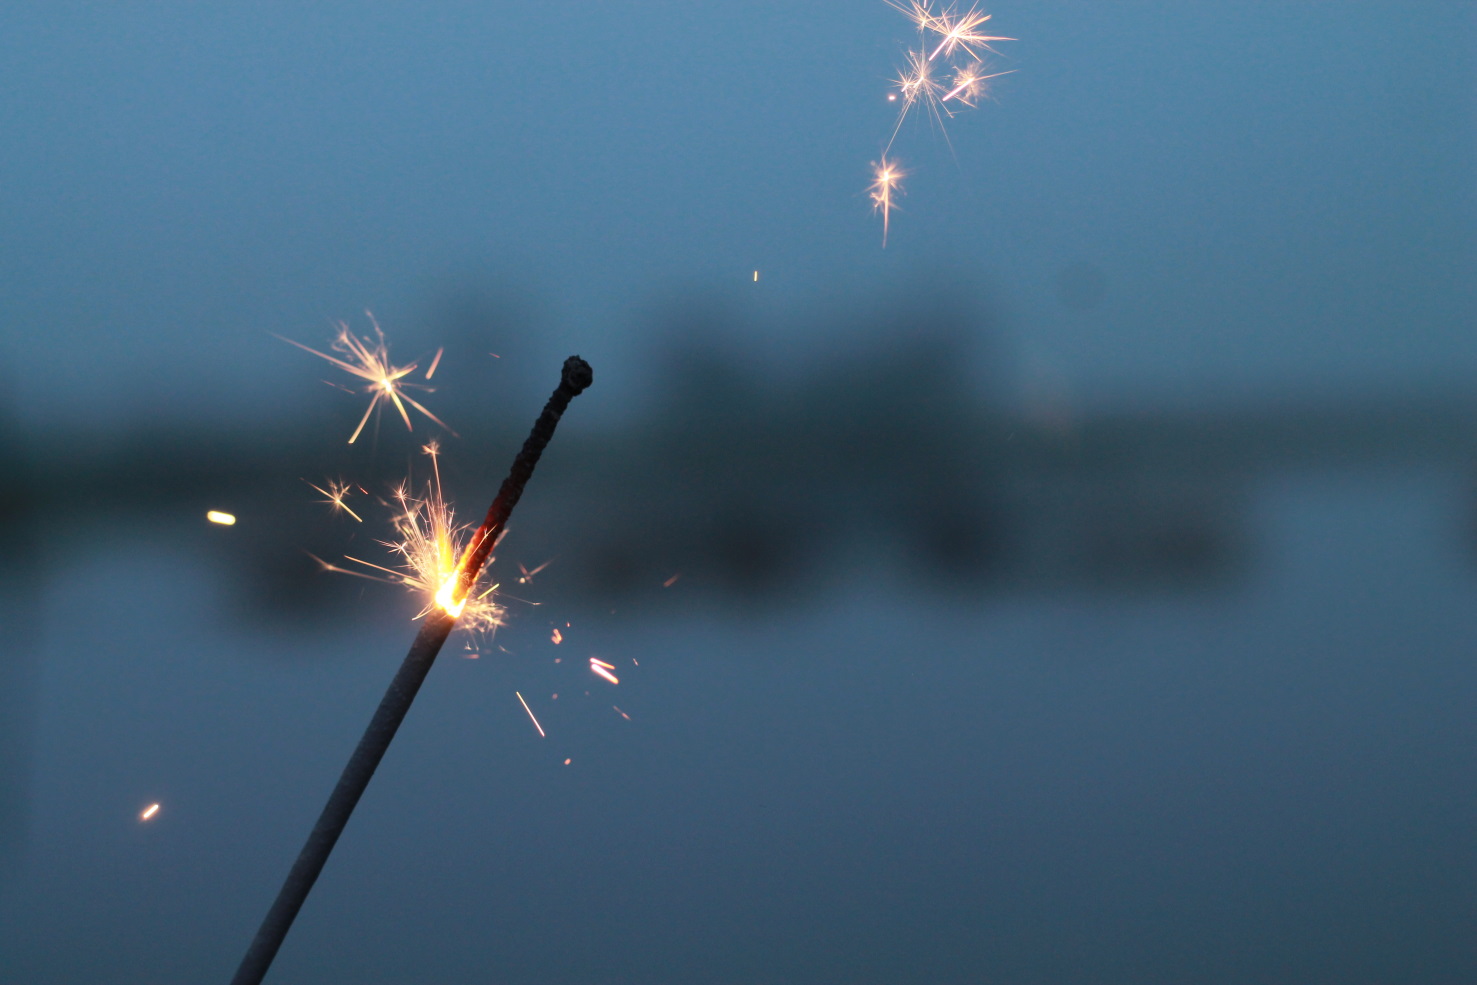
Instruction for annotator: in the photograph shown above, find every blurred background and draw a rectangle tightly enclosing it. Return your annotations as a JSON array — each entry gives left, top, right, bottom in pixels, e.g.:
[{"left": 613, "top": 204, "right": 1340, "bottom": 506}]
[{"left": 1, "top": 2, "right": 1475, "bottom": 982}]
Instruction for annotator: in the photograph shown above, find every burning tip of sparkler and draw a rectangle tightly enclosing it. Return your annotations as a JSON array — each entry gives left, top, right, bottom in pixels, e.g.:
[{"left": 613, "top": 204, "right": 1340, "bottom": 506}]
[
  {"left": 140, "top": 803, "right": 161, "bottom": 821},
  {"left": 206, "top": 511, "right": 237, "bottom": 526}
]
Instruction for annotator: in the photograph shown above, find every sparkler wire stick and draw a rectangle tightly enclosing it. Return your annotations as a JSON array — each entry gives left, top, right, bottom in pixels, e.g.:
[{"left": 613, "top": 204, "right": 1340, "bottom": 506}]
[{"left": 229, "top": 356, "right": 593, "bottom": 985}]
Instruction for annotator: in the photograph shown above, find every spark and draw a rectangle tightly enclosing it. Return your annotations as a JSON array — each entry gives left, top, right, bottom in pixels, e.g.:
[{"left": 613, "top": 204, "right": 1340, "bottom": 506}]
[
  {"left": 870, "top": 157, "right": 906, "bottom": 247},
  {"left": 305, "top": 479, "right": 363, "bottom": 522},
  {"left": 941, "top": 63, "right": 1011, "bottom": 107},
  {"left": 206, "top": 511, "right": 236, "bottom": 526},
  {"left": 140, "top": 803, "right": 160, "bottom": 821},
  {"left": 516, "top": 692, "right": 546, "bottom": 737},
  {"left": 563, "top": 758, "right": 572, "bottom": 765},
  {"left": 280, "top": 313, "right": 455, "bottom": 444},
  {"left": 613, "top": 706, "right": 631, "bottom": 721},
  {"left": 551, "top": 627, "right": 563, "bottom": 645},
  {"left": 425, "top": 347, "right": 444, "bottom": 380},
  {"left": 886, "top": 0, "right": 939, "bottom": 33},
  {"left": 662, "top": 573, "right": 682, "bottom": 588},
  {"left": 590, "top": 657, "right": 620, "bottom": 685},
  {"left": 753, "top": 270, "right": 759, "bottom": 282},
  {"left": 517, "top": 559, "right": 553, "bottom": 584},
  {"left": 888, "top": 48, "right": 948, "bottom": 147},
  {"left": 924, "top": 3, "right": 1013, "bottom": 62}
]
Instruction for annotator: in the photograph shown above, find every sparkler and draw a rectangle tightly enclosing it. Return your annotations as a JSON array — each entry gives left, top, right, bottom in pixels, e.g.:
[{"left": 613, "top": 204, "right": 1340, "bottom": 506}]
[
  {"left": 230, "top": 355, "right": 593, "bottom": 985},
  {"left": 280, "top": 314, "right": 454, "bottom": 444}
]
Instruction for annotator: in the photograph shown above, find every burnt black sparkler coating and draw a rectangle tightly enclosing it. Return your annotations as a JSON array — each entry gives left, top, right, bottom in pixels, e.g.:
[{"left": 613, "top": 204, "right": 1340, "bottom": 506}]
[{"left": 229, "top": 356, "right": 592, "bottom": 985}]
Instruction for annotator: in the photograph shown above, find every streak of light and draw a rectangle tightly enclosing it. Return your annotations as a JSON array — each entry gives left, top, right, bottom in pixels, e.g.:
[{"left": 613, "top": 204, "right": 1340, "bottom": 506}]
[
  {"left": 516, "top": 692, "right": 545, "bottom": 737},
  {"left": 551, "top": 628, "right": 563, "bottom": 645},
  {"left": 140, "top": 803, "right": 160, "bottom": 821},
  {"left": 206, "top": 511, "right": 236, "bottom": 526},
  {"left": 279, "top": 313, "right": 455, "bottom": 444},
  {"left": 305, "top": 479, "right": 363, "bottom": 522},
  {"left": 425, "top": 347, "right": 444, "bottom": 380},
  {"left": 753, "top": 270, "right": 759, "bottom": 282},
  {"left": 613, "top": 706, "right": 631, "bottom": 721},
  {"left": 590, "top": 659, "right": 620, "bottom": 685},
  {"left": 663, "top": 573, "right": 682, "bottom": 588}
]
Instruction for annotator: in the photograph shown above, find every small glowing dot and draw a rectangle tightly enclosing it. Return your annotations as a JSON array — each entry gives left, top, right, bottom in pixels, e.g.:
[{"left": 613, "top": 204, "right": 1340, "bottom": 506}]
[
  {"left": 563, "top": 758, "right": 572, "bottom": 765},
  {"left": 753, "top": 270, "right": 759, "bottom": 282},
  {"left": 551, "top": 628, "right": 563, "bottom": 645},
  {"left": 206, "top": 511, "right": 236, "bottom": 526},
  {"left": 140, "top": 803, "right": 160, "bottom": 821}
]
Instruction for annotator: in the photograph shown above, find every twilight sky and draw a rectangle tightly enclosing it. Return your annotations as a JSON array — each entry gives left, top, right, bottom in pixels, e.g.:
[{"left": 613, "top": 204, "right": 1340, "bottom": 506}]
[{"left": 0, "top": 1, "right": 1471, "bottom": 431}]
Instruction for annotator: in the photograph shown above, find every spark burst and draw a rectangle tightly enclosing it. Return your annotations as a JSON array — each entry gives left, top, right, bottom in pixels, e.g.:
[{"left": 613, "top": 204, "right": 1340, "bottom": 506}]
[
  {"left": 281, "top": 314, "right": 454, "bottom": 444},
  {"left": 870, "top": 0, "right": 1013, "bottom": 244},
  {"left": 320, "top": 442, "right": 505, "bottom": 634}
]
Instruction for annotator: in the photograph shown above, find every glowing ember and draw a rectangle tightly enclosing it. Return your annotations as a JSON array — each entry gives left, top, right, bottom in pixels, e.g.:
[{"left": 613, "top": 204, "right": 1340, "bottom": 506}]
[
  {"left": 613, "top": 706, "right": 631, "bottom": 721},
  {"left": 662, "top": 573, "right": 682, "bottom": 588},
  {"left": 207, "top": 511, "right": 237, "bottom": 526},
  {"left": 551, "top": 628, "right": 563, "bottom": 645},
  {"left": 516, "top": 692, "right": 545, "bottom": 737},
  {"left": 280, "top": 313, "right": 454, "bottom": 444},
  {"left": 590, "top": 658, "right": 619, "bottom": 686},
  {"left": 140, "top": 803, "right": 160, "bottom": 821}
]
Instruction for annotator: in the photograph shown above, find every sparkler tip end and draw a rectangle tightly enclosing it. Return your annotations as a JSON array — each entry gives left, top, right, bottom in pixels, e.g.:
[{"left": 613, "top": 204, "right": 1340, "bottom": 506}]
[{"left": 561, "top": 356, "right": 593, "bottom": 394}]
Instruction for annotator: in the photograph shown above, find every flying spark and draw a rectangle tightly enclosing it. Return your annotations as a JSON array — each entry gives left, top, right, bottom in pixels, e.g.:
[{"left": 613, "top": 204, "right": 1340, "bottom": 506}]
[
  {"left": 517, "top": 559, "right": 553, "bottom": 584},
  {"left": 280, "top": 314, "right": 455, "bottom": 444},
  {"left": 870, "top": 157, "right": 906, "bottom": 247},
  {"left": 920, "top": 2, "right": 1013, "bottom": 61},
  {"left": 140, "top": 803, "right": 161, "bottom": 821},
  {"left": 206, "top": 511, "right": 236, "bottom": 526},
  {"left": 551, "top": 627, "right": 563, "bottom": 645},
  {"left": 516, "top": 692, "right": 546, "bottom": 737},
  {"left": 305, "top": 479, "right": 363, "bottom": 522},
  {"left": 941, "top": 62, "right": 1011, "bottom": 106},
  {"left": 590, "top": 657, "right": 620, "bottom": 685}
]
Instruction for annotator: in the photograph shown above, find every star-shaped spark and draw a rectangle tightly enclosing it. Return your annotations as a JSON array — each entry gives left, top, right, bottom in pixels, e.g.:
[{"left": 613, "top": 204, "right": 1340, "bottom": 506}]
[
  {"left": 280, "top": 314, "right": 455, "bottom": 444},
  {"left": 924, "top": 3, "right": 1013, "bottom": 62},
  {"left": 305, "top": 478, "right": 364, "bottom": 522},
  {"left": 870, "top": 156, "right": 906, "bottom": 247}
]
